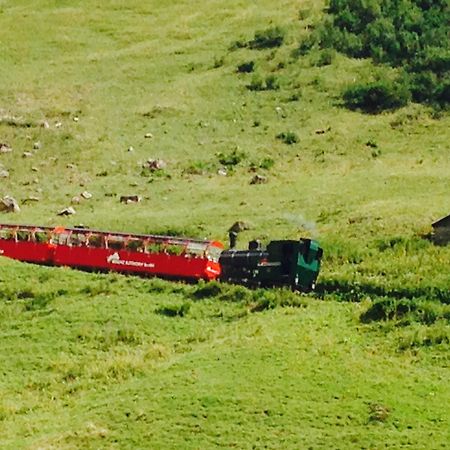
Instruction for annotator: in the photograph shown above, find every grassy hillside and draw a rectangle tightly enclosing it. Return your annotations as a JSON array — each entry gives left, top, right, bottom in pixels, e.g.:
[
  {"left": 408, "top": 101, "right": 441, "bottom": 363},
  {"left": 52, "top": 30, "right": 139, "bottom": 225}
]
[{"left": 0, "top": 0, "right": 449, "bottom": 448}]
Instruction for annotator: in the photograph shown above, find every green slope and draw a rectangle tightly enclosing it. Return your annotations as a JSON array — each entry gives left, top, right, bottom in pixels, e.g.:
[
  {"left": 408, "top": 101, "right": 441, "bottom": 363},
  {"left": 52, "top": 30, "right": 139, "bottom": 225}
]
[{"left": 0, "top": 0, "right": 449, "bottom": 448}]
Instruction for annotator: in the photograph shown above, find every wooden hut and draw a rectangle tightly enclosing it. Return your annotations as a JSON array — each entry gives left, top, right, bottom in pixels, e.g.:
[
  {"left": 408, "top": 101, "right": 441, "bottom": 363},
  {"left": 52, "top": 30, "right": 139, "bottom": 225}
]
[{"left": 431, "top": 214, "right": 450, "bottom": 245}]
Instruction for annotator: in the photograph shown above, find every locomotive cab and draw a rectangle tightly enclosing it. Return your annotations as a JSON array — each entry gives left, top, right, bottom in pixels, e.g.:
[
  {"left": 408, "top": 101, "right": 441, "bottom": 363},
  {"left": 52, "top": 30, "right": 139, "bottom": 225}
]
[{"left": 219, "top": 238, "right": 323, "bottom": 291}]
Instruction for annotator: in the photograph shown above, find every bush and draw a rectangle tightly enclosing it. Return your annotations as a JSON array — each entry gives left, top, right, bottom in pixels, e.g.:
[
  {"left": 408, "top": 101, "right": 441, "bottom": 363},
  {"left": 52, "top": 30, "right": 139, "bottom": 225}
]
[
  {"left": 249, "top": 26, "right": 285, "bottom": 49},
  {"left": 343, "top": 79, "right": 411, "bottom": 113},
  {"left": 247, "top": 74, "right": 265, "bottom": 91},
  {"left": 217, "top": 149, "right": 246, "bottom": 167},
  {"left": 237, "top": 61, "right": 255, "bottom": 73},
  {"left": 276, "top": 131, "right": 299, "bottom": 145},
  {"left": 360, "top": 297, "right": 450, "bottom": 325},
  {"left": 246, "top": 74, "right": 280, "bottom": 91},
  {"left": 259, "top": 157, "right": 275, "bottom": 170},
  {"left": 265, "top": 74, "right": 280, "bottom": 90},
  {"left": 312, "top": 0, "right": 450, "bottom": 109},
  {"left": 156, "top": 303, "right": 190, "bottom": 317},
  {"left": 313, "top": 49, "right": 335, "bottom": 66}
]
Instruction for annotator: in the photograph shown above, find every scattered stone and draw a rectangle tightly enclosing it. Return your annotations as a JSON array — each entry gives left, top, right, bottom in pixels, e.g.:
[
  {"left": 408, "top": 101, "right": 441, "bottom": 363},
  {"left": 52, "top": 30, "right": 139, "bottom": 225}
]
[
  {"left": 228, "top": 221, "right": 251, "bottom": 233},
  {"left": 0, "top": 143, "right": 12, "bottom": 153},
  {"left": 33, "top": 178, "right": 39, "bottom": 184},
  {"left": 0, "top": 196, "right": 20, "bottom": 213},
  {"left": 55, "top": 121, "right": 62, "bottom": 128},
  {"left": 250, "top": 174, "right": 268, "bottom": 185},
  {"left": 127, "top": 146, "right": 134, "bottom": 152},
  {"left": 31, "top": 166, "right": 39, "bottom": 172},
  {"left": 81, "top": 191, "right": 92, "bottom": 199},
  {"left": 22, "top": 151, "right": 33, "bottom": 158},
  {"left": 144, "top": 132, "right": 154, "bottom": 139},
  {"left": 22, "top": 196, "right": 40, "bottom": 204},
  {"left": 33, "top": 142, "right": 41, "bottom": 150},
  {"left": 275, "top": 106, "right": 287, "bottom": 118},
  {"left": 369, "top": 404, "right": 390, "bottom": 423},
  {"left": 120, "top": 195, "right": 141, "bottom": 204},
  {"left": 0, "top": 169, "right": 9, "bottom": 178},
  {"left": 40, "top": 120, "right": 50, "bottom": 129},
  {"left": 73, "top": 116, "right": 79, "bottom": 122},
  {"left": 58, "top": 206, "right": 76, "bottom": 216},
  {"left": 217, "top": 168, "right": 227, "bottom": 176},
  {"left": 67, "top": 163, "right": 76, "bottom": 169},
  {"left": 71, "top": 196, "right": 81, "bottom": 204},
  {"left": 315, "top": 126, "right": 331, "bottom": 135},
  {"left": 142, "top": 158, "right": 167, "bottom": 171}
]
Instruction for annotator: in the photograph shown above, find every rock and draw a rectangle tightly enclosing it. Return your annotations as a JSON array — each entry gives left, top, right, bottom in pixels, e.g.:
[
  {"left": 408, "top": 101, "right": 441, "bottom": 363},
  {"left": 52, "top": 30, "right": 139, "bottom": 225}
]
[
  {"left": 73, "top": 116, "right": 79, "bottom": 122},
  {"left": 0, "top": 169, "right": 9, "bottom": 178},
  {"left": 40, "top": 120, "right": 50, "bottom": 129},
  {"left": 127, "top": 146, "right": 134, "bottom": 152},
  {"left": 67, "top": 163, "right": 76, "bottom": 169},
  {"left": 250, "top": 174, "right": 268, "bottom": 185},
  {"left": 217, "top": 168, "right": 227, "bottom": 176},
  {"left": 71, "top": 196, "right": 81, "bottom": 204},
  {"left": 31, "top": 166, "right": 39, "bottom": 172},
  {"left": 142, "top": 158, "right": 167, "bottom": 171},
  {"left": 228, "top": 221, "right": 251, "bottom": 233},
  {"left": 0, "top": 196, "right": 20, "bottom": 213},
  {"left": 22, "top": 152, "right": 33, "bottom": 158},
  {"left": 22, "top": 196, "right": 40, "bottom": 204},
  {"left": 120, "top": 195, "right": 141, "bottom": 204},
  {"left": 0, "top": 143, "right": 12, "bottom": 153},
  {"left": 315, "top": 126, "right": 331, "bottom": 135},
  {"left": 144, "top": 132, "right": 154, "bottom": 139},
  {"left": 81, "top": 191, "right": 92, "bottom": 199},
  {"left": 58, "top": 206, "right": 76, "bottom": 216},
  {"left": 55, "top": 121, "right": 62, "bottom": 128},
  {"left": 33, "top": 142, "right": 41, "bottom": 150}
]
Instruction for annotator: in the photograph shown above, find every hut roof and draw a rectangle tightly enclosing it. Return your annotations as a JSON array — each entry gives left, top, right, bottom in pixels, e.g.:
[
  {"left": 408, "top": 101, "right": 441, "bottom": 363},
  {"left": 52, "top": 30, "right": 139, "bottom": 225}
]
[{"left": 432, "top": 214, "right": 450, "bottom": 229}]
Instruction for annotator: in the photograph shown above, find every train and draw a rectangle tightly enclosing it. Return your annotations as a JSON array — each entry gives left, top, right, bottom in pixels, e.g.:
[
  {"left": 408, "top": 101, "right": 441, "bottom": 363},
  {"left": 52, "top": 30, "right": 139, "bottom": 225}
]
[{"left": 0, "top": 223, "right": 322, "bottom": 291}]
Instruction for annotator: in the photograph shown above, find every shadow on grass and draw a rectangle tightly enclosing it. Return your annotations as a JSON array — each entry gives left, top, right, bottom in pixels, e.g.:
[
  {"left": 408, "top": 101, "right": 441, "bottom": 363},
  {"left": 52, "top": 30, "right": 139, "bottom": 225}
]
[{"left": 316, "top": 280, "right": 450, "bottom": 304}]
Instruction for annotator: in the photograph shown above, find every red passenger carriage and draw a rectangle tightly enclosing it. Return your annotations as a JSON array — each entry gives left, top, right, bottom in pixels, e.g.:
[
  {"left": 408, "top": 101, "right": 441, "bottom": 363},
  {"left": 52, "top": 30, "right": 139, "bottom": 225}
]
[{"left": 0, "top": 224, "right": 223, "bottom": 281}]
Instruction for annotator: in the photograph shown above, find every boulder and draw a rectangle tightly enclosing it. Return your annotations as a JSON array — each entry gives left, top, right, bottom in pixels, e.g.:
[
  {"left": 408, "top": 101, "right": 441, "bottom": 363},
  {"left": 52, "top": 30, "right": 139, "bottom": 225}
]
[
  {"left": 120, "top": 195, "right": 142, "bottom": 204},
  {"left": 250, "top": 174, "right": 268, "bottom": 185},
  {"left": 228, "top": 221, "right": 251, "bottom": 233},
  {"left": 0, "top": 196, "right": 20, "bottom": 213},
  {"left": 0, "top": 143, "right": 12, "bottom": 153},
  {"left": 81, "top": 191, "right": 92, "bottom": 199},
  {"left": 58, "top": 206, "right": 76, "bottom": 216},
  {"left": 142, "top": 158, "right": 167, "bottom": 171},
  {"left": 22, "top": 196, "right": 40, "bottom": 204}
]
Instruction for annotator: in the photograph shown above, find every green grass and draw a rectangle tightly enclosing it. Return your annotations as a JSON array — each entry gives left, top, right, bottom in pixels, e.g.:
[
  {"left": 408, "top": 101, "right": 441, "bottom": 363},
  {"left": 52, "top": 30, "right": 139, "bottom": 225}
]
[
  {"left": 0, "top": 260, "right": 449, "bottom": 449},
  {"left": 0, "top": 0, "right": 449, "bottom": 447}
]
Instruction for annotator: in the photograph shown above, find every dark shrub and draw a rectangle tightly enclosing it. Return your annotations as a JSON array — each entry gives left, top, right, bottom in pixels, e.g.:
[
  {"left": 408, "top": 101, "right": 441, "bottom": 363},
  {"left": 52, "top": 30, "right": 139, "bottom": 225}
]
[
  {"left": 247, "top": 74, "right": 265, "bottom": 91},
  {"left": 265, "top": 74, "right": 280, "bottom": 90},
  {"left": 314, "top": 49, "right": 335, "bottom": 66},
  {"left": 343, "top": 79, "right": 411, "bottom": 113},
  {"left": 312, "top": 0, "right": 450, "bottom": 108},
  {"left": 237, "top": 61, "right": 255, "bottom": 73},
  {"left": 217, "top": 149, "right": 246, "bottom": 167},
  {"left": 156, "top": 303, "right": 190, "bottom": 317},
  {"left": 276, "top": 131, "right": 299, "bottom": 144},
  {"left": 249, "top": 26, "right": 285, "bottom": 49}
]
